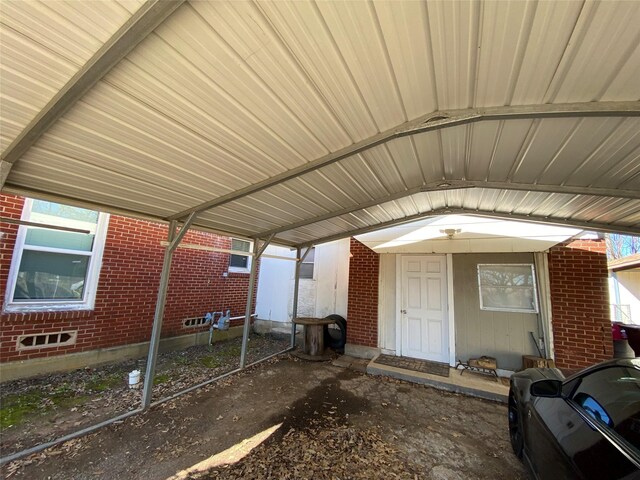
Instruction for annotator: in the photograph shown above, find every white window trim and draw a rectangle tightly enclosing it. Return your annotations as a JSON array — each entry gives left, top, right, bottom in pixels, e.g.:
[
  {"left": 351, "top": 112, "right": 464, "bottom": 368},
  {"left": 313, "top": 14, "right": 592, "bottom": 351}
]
[
  {"left": 477, "top": 263, "right": 539, "bottom": 314},
  {"left": 228, "top": 238, "right": 252, "bottom": 274},
  {"left": 3, "top": 199, "right": 110, "bottom": 313}
]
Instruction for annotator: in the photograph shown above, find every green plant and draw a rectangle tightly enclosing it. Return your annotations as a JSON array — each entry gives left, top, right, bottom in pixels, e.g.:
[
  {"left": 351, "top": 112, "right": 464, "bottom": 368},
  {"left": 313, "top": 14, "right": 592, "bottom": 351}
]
[
  {"left": 199, "top": 355, "right": 222, "bottom": 369},
  {"left": 0, "top": 391, "right": 44, "bottom": 429},
  {"left": 154, "top": 373, "right": 170, "bottom": 385}
]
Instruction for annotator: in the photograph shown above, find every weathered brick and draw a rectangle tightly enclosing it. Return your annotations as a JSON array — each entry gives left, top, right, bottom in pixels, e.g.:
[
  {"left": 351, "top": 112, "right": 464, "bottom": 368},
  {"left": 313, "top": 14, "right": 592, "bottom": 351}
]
[
  {"left": 346, "top": 239, "right": 379, "bottom": 348},
  {"left": 0, "top": 194, "right": 258, "bottom": 362},
  {"left": 549, "top": 238, "right": 612, "bottom": 370}
]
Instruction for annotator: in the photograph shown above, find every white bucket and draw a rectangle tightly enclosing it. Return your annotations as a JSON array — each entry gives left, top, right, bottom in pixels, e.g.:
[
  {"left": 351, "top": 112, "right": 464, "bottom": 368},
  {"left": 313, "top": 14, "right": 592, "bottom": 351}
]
[{"left": 128, "top": 370, "right": 141, "bottom": 388}]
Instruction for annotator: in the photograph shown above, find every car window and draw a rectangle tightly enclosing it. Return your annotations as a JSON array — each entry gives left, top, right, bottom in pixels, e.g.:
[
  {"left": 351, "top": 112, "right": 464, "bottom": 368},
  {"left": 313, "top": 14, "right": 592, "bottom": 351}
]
[
  {"left": 574, "top": 393, "right": 613, "bottom": 427},
  {"left": 571, "top": 366, "right": 640, "bottom": 445}
]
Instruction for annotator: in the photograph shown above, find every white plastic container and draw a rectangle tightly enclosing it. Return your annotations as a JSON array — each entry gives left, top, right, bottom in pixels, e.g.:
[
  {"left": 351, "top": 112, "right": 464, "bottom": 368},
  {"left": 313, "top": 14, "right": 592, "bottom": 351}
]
[{"left": 128, "top": 370, "right": 141, "bottom": 388}]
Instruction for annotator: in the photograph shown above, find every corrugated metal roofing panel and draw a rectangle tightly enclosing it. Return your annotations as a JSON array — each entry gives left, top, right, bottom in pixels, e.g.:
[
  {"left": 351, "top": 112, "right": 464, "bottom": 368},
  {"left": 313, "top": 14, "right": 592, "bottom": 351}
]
[
  {"left": 549, "top": 1, "right": 640, "bottom": 103},
  {"left": 0, "top": 0, "right": 142, "bottom": 148},
  {"left": 2, "top": 0, "right": 640, "bottom": 247}
]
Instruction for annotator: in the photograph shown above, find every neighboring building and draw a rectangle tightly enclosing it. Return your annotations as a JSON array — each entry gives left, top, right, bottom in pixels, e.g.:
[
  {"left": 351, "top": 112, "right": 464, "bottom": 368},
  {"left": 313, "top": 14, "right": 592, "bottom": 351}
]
[
  {"left": 609, "top": 253, "right": 640, "bottom": 326},
  {"left": 255, "top": 240, "right": 349, "bottom": 333},
  {"left": 306, "top": 216, "right": 612, "bottom": 372},
  {"left": 0, "top": 194, "right": 259, "bottom": 380}
]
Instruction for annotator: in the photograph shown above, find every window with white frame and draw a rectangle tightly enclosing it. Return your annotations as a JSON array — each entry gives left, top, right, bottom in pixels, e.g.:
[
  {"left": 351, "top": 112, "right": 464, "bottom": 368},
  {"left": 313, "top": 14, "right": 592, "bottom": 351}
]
[
  {"left": 5, "top": 199, "right": 109, "bottom": 312},
  {"left": 477, "top": 264, "right": 538, "bottom": 313},
  {"left": 299, "top": 247, "right": 315, "bottom": 279},
  {"left": 229, "top": 238, "right": 251, "bottom": 273}
]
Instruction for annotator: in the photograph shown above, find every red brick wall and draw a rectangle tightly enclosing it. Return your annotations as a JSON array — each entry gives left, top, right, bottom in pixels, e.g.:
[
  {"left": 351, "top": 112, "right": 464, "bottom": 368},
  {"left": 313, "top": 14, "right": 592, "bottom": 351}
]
[
  {"left": 346, "top": 238, "right": 379, "bottom": 348},
  {"left": 0, "top": 194, "right": 258, "bottom": 363},
  {"left": 548, "top": 238, "right": 612, "bottom": 370}
]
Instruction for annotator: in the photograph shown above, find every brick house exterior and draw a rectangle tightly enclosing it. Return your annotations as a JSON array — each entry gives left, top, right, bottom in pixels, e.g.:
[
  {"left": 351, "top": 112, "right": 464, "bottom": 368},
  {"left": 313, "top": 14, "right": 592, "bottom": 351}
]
[
  {"left": 548, "top": 238, "right": 613, "bottom": 370},
  {"left": 1, "top": 194, "right": 258, "bottom": 365},
  {"left": 344, "top": 235, "right": 613, "bottom": 372},
  {"left": 346, "top": 238, "right": 379, "bottom": 348}
]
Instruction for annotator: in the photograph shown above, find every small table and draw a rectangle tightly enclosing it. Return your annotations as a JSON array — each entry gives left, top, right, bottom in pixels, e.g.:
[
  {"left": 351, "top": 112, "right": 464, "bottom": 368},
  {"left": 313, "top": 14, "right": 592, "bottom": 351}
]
[{"left": 293, "top": 317, "right": 335, "bottom": 361}]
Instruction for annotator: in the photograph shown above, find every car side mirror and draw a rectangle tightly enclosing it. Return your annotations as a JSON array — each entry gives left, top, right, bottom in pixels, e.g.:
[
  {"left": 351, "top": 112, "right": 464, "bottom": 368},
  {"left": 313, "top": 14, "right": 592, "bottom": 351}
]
[{"left": 530, "top": 379, "right": 563, "bottom": 398}]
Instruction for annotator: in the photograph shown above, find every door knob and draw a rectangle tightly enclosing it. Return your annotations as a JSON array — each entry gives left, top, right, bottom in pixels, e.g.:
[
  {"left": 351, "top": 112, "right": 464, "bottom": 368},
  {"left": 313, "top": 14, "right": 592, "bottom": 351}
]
[{"left": 401, "top": 309, "right": 407, "bottom": 314}]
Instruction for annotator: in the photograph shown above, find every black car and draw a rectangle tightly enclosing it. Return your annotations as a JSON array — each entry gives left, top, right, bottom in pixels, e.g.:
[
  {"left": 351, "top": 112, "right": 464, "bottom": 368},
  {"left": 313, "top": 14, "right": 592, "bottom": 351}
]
[{"left": 509, "top": 358, "right": 640, "bottom": 479}]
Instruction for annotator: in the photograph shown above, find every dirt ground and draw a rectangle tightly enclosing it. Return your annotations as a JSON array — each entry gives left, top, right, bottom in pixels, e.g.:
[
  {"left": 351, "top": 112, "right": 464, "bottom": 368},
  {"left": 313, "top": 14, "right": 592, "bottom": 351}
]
[
  {"left": 0, "top": 333, "right": 290, "bottom": 458},
  {"left": 2, "top": 355, "right": 527, "bottom": 479}
]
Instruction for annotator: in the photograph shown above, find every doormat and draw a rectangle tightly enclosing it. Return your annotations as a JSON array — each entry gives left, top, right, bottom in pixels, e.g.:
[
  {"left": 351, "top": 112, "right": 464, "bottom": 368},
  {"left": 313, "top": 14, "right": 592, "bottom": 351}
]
[{"left": 372, "top": 354, "right": 450, "bottom": 378}]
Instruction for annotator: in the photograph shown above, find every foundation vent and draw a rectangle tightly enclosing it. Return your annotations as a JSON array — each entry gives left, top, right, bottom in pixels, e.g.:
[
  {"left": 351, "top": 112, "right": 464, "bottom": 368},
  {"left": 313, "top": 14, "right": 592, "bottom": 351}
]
[
  {"left": 183, "top": 317, "right": 208, "bottom": 328},
  {"left": 17, "top": 331, "right": 77, "bottom": 351}
]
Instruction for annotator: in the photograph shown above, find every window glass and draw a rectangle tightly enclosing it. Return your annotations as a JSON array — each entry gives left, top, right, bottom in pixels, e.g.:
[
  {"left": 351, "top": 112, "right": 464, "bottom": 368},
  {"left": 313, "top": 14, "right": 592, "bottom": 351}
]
[
  {"left": 5, "top": 199, "right": 108, "bottom": 311},
  {"left": 14, "top": 251, "right": 89, "bottom": 300},
  {"left": 25, "top": 229, "right": 95, "bottom": 251},
  {"left": 478, "top": 264, "right": 538, "bottom": 313},
  {"left": 571, "top": 366, "right": 640, "bottom": 445},
  {"left": 229, "top": 239, "right": 251, "bottom": 270},
  {"left": 299, "top": 247, "right": 315, "bottom": 279}
]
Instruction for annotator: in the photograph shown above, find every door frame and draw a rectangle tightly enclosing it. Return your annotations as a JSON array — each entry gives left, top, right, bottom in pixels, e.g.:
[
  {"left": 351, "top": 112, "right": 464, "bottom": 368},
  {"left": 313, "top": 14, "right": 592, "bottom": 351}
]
[{"left": 395, "top": 254, "right": 456, "bottom": 365}]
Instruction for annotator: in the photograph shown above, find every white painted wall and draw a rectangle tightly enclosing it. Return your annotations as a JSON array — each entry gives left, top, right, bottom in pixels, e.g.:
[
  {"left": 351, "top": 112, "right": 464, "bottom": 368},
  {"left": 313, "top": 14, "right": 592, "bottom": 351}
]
[
  {"left": 255, "top": 245, "right": 295, "bottom": 321},
  {"left": 609, "top": 270, "right": 640, "bottom": 325},
  {"left": 256, "top": 239, "right": 350, "bottom": 322}
]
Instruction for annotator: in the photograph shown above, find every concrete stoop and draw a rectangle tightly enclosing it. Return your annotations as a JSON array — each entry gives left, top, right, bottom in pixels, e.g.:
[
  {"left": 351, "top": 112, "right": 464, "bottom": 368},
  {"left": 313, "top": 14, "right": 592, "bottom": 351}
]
[
  {"left": 333, "top": 353, "right": 508, "bottom": 403},
  {"left": 366, "top": 357, "right": 509, "bottom": 403}
]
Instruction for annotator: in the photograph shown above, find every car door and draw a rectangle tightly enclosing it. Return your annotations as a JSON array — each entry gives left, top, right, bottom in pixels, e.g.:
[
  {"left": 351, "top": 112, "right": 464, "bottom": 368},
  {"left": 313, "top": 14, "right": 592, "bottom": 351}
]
[
  {"left": 526, "top": 394, "right": 593, "bottom": 479},
  {"left": 527, "top": 366, "right": 640, "bottom": 480}
]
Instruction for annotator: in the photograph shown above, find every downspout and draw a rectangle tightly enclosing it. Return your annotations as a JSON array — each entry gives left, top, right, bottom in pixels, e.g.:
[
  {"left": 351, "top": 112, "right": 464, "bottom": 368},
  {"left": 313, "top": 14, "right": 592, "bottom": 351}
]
[{"left": 534, "top": 252, "right": 554, "bottom": 360}]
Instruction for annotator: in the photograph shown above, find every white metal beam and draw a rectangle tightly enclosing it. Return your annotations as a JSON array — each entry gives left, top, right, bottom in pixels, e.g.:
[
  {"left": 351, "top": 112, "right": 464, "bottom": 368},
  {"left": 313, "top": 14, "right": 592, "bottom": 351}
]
[
  {"left": 257, "top": 180, "right": 640, "bottom": 239},
  {"left": 297, "top": 208, "right": 640, "bottom": 248},
  {"left": 168, "top": 101, "right": 640, "bottom": 220},
  {"left": 0, "top": 0, "right": 186, "bottom": 188}
]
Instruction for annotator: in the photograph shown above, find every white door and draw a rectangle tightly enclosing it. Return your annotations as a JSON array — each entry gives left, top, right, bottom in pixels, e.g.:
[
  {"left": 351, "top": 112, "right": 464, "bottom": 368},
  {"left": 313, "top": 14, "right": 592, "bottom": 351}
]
[{"left": 400, "top": 255, "right": 448, "bottom": 363}]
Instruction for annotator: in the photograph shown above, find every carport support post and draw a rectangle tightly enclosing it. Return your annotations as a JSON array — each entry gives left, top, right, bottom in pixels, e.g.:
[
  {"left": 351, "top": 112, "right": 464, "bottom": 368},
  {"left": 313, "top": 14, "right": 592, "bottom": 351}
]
[
  {"left": 291, "top": 246, "right": 312, "bottom": 348},
  {"left": 142, "top": 214, "right": 196, "bottom": 409},
  {"left": 239, "top": 235, "right": 273, "bottom": 368}
]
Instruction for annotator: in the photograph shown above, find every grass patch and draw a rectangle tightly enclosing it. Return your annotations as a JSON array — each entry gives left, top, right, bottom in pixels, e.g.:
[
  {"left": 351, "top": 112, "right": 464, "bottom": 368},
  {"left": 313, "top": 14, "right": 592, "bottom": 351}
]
[
  {"left": 86, "top": 373, "right": 124, "bottom": 392},
  {"left": 218, "top": 343, "right": 241, "bottom": 359},
  {"left": 0, "top": 391, "right": 44, "bottom": 429},
  {"left": 154, "top": 373, "right": 171, "bottom": 385},
  {"left": 199, "top": 356, "right": 222, "bottom": 369},
  {"left": 172, "top": 355, "right": 191, "bottom": 367},
  {"left": 1, "top": 384, "right": 94, "bottom": 429}
]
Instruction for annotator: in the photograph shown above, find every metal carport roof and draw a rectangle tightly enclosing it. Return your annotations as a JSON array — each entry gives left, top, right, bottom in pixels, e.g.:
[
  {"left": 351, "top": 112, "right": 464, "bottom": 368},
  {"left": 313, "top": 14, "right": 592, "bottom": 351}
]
[{"left": 2, "top": 0, "right": 640, "bottom": 246}]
